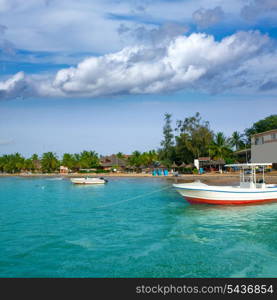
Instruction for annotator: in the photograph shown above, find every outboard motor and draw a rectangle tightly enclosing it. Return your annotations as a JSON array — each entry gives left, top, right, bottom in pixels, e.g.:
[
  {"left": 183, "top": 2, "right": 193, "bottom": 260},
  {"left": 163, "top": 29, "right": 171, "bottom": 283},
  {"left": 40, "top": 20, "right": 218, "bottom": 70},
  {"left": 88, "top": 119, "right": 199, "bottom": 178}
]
[{"left": 100, "top": 177, "right": 108, "bottom": 183}]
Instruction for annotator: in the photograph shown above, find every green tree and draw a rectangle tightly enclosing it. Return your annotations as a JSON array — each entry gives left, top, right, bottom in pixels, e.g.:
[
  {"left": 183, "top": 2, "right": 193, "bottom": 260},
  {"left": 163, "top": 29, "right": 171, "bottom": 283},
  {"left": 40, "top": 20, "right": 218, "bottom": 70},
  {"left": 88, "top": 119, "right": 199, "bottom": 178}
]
[
  {"left": 0, "top": 156, "right": 4, "bottom": 172},
  {"left": 62, "top": 153, "right": 77, "bottom": 170},
  {"left": 139, "top": 150, "right": 158, "bottom": 167},
  {"left": 229, "top": 131, "right": 245, "bottom": 151},
  {"left": 210, "top": 132, "right": 232, "bottom": 160},
  {"left": 73, "top": 153, "right": 81, "bottom": 170},
  {"left": 245, "top": 114, "right": 277, "bottom": 143},
  {"left": 31, "top": 154, "right": 39, "bottom": 161},
  {"left": 14, "top": 153, "right": 25, "bottom": 172},
  {"left": 160, "top": 113, "right": 174, "bottom": 162},
  {"left": 174, "top": 134, "right": 194, "bottom": 164},
  {"left": 24, "top": 158, "right": 35, "bottom": 171},
  {"left": 174, "top": 112, "right": 213, "bottom": 163},
  {"left": 79, "top": 151, "right": 100, "bottom": 169},
  {"left": 31, "top": 153, "right": 41, "bottom": 172},
  {"left": 128, "top": 151, "right": 142, "bottom": 169},
  {"left": 41, "top": 152, "right": 60, "bottom": 173},
  {"left": 147, "top": 150, "right": 158, "bottom": 166},
  {"left": 0, "top": 153, "right": 25, "bottom": 173}
]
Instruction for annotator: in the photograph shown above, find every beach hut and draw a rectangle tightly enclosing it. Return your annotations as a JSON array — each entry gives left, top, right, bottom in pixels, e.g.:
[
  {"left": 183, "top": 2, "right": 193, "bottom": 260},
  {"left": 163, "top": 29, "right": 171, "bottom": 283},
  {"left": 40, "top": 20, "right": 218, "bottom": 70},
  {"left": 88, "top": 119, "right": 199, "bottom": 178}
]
[
  {"left": 179, "top": 162, "right": 187, "bottom": 170},
  {"left": 198, "top": 158, "right": 225, "bottom": 172},
  {"left": 179, "top": 162, "right": 193, "bottom": 174},
  {"left": 171, "top": 162, "right": 178, "bottom": 172},
  {"left": 126, "top": 165, "right": 135, "bottom": 173},
  {"left": 185, "top": 163, "right": 194, "bottom": 168},
  {"left": 100, "top": 154, "right": 128, "bottom": 171}
]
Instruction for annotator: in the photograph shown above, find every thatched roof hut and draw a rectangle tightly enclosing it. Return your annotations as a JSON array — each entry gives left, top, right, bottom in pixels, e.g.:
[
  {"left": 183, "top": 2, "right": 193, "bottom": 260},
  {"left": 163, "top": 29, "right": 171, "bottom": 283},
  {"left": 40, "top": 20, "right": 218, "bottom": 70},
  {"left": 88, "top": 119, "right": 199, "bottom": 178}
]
[
  {"left": 179, "top": 162, "right": 187, "bottom": 168},
  {"left": 171, "top": 162, "right": 178, "bottom": 168},
  {"left": 100, "top": 154, "right": 127, "bottom": 168},
  {"left": 185, "top": 163, "right": 194, "bottom": 168}
]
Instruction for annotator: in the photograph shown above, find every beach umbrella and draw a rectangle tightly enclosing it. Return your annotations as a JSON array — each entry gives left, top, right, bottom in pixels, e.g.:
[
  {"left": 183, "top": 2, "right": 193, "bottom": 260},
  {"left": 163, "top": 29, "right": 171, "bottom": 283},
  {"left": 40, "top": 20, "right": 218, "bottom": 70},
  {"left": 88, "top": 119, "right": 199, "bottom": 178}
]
[
  {"left": 171, "top": 162, "right": 178, "bottom": 172},
  {"left": 179, "top": 162, "right": 187, "bottom": 168},
  {"left": 185, "top": 163, "right": 194, "bottom": 168}
]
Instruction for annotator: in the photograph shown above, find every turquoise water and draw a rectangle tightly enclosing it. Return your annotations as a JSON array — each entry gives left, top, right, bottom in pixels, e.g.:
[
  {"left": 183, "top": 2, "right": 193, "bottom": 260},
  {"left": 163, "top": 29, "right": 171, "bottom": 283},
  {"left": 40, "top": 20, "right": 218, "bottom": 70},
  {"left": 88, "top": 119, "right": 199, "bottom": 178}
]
[{"left": 0, "top": 176, "right": 277, "bottom": 278}]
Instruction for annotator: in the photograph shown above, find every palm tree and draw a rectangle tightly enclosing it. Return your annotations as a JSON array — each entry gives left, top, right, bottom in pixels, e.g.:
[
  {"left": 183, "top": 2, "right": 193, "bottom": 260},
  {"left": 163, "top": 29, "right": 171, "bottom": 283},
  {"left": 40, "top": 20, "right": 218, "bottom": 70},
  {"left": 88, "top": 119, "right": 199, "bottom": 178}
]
[
  {"left": 31, "top": 153, "right": 41, "bottom": 172},
  {"left": 41, "top": 152, "right": 60, "bottom": 173},
  {"left": 62, "top": 153, "right": 77, "bottom": 170},
  {"left": 24, "top": 158, "right": 35, "bottom": 171},
  {"left": 31, "top": 154, "right": 39, "bottom": 161},
  {"left": 139, "top": 150, "right": 158, "bottom": 167},
  {"left": 147, "top": 150, "right": 158, "bottom": 166},
  {"left": 210, "top": 132, "right": 232, "bottom": 160},
  {"left": 0, "top": 153, "right": 25, "bottom": 173},
  {"left": 128, "top": 151, "right": 142, "bottom": 169},
  {"left": 79, "top": 150, "right": 100, "bottom": 169},
  {"left": 229, "top": 131, "right": 244, "bottom": 151}
]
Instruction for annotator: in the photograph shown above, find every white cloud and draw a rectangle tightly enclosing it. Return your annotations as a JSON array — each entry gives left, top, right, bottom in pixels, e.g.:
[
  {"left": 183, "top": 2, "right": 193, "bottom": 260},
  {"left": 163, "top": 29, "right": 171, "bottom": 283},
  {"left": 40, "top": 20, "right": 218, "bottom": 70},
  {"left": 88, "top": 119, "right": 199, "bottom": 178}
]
[
  {"left": 1, "top": 30, "right": 277, "bottom": 99},
  {"left": 0, "top": 72, "right": 29, "bottom": 99},
  {"left": 49, "top": 30, "right": 277, "bottom": 97}
]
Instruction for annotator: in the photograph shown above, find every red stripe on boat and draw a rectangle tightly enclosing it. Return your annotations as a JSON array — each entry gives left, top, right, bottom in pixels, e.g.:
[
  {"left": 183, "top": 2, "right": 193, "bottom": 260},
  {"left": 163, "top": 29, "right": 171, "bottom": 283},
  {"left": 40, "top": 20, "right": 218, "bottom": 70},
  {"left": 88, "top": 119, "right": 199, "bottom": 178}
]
[{"left": 184, "top": 196, "right": 277, "bottom": 205}]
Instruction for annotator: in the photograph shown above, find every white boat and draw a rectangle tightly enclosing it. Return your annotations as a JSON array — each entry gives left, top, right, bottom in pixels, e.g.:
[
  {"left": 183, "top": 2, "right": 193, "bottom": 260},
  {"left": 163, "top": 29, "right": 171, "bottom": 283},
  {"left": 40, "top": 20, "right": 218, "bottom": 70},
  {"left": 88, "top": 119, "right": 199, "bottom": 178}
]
[
  {"left": 173, "top": 163, "right": 277, "bottom": 205},
  {"left": 70, "top": 177, "right": 108, "bottom": 184}
]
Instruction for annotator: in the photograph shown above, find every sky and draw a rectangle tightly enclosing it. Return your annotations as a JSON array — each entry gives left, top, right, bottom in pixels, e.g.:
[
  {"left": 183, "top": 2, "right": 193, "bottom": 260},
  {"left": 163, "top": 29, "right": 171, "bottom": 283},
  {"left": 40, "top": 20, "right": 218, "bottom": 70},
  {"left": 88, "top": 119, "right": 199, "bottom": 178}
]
[{"left": 0, "top": 0, "right": 277, "bottom": 157}]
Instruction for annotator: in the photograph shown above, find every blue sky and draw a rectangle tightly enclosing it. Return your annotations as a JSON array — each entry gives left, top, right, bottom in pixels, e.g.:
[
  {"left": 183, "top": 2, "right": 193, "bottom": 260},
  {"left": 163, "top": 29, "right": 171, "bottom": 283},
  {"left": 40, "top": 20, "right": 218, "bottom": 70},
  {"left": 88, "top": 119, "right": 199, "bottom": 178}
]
[{"left": 0, "top": 0, "right": 277, "bottom": 157}]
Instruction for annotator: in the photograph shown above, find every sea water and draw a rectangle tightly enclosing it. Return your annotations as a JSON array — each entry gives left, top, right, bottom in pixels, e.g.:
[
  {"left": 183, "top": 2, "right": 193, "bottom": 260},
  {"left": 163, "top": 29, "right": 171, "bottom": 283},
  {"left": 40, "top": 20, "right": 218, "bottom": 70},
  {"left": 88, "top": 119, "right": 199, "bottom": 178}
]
[{"left": 0, "top": 176, "right": 277, "bottom": 278}]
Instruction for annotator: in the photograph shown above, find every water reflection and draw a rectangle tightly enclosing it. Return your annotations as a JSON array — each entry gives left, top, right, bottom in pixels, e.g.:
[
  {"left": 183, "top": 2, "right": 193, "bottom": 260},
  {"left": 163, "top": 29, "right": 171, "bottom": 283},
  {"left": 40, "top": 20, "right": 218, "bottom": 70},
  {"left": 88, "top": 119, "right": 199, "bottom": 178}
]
[
  {"left": 180, "top": 201, "right": 277, "bottom": 225},
  {"left": 70, "top": 183, "right": 106, "bottom": 189},
  {"left": 170, "top": 200, "right": 277, "bottom": 250}
]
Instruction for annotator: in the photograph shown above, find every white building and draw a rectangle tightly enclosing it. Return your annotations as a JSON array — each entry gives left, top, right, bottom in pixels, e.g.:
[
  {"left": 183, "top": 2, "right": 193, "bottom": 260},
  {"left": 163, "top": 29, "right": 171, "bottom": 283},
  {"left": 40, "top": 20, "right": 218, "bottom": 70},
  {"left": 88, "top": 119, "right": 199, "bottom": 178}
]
[
  {"left": 251, "top": 129, "right": 277, "bottom": 166},
  {"left": 59, "top": 165, "right": 69, "bottom": 174}
]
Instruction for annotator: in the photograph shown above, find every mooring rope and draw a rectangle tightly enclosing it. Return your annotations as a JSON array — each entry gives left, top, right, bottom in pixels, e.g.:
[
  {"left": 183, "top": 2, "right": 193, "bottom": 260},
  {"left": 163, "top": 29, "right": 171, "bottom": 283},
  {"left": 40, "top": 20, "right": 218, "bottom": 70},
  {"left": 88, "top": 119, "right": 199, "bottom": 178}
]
[{"left": 94, "top": 185, "right": 172, "bottom": 209}]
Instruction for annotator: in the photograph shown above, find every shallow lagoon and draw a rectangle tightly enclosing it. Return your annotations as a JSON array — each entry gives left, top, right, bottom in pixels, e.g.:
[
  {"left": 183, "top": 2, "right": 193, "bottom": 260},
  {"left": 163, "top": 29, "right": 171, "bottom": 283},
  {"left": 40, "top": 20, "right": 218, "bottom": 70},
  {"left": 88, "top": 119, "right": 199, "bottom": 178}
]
[{"left": 0, "top": 177, "right": 277, "bottom": 277}]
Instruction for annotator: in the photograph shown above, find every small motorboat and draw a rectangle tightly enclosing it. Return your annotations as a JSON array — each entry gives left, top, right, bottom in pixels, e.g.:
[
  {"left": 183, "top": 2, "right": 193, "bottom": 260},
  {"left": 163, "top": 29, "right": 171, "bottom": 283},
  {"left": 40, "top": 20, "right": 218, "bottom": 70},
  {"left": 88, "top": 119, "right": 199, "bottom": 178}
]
[
  {"left": 173, "top": 163, "right": 277, "bottom": 205},
  {"left": 70, "top": 177, "right": 108, "bottom": 185}
]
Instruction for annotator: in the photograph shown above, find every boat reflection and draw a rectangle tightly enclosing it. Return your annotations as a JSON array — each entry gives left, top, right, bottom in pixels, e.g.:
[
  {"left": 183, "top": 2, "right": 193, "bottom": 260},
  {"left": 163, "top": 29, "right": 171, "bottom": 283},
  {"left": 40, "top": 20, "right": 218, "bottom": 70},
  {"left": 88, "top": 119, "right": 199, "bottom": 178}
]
[{"left": 178, "top": 200, "right": 277, "bottom": 228}]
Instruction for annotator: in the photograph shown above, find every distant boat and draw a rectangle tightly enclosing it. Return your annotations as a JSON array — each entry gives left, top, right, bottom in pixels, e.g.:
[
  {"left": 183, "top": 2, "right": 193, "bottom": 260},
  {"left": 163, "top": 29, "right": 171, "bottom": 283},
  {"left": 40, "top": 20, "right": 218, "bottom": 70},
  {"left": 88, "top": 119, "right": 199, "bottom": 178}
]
[
  {"left": 173, "top": 163, "right": 277, "bottom": 205},
  {"left": 70, "top": 177, "right": 108, "bottom": 185}
]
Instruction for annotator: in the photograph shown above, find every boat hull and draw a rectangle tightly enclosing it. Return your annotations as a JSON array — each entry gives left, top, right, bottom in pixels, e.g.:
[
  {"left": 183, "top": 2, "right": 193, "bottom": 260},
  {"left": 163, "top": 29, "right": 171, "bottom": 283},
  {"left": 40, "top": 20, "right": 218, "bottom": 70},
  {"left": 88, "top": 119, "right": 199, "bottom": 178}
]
[
  {"left": 71, "top": 182, "right": 105, "bottom": 185},
  {"left": 184, "top": 196, "right": 277, "bottom": 205},
  {"left": 70, "top": 178, "right": 107, "bottom": 184},
  {"left": 173, "top": 183, "right": 277, "bottom": 205}
]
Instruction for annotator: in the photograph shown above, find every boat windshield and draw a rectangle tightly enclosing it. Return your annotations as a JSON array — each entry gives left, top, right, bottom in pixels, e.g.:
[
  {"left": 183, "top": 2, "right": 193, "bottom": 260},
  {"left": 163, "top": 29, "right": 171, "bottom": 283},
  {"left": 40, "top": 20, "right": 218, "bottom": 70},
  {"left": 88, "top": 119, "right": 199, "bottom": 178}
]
[{"left": 225, "top": 163, "right": 272, "bottom": 188}]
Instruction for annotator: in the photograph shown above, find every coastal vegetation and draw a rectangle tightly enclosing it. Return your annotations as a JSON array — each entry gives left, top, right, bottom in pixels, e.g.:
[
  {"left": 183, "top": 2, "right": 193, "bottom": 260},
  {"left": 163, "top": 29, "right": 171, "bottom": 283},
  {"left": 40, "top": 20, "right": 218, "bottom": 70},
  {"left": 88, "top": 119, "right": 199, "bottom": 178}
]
[
  {"left": 244, "top": 114, "right": 277, "bottom": 144},
  {"left": 41, "top": 152, "right": 60, "bottom": 173},
  {"left": 158, "top": 113, "right": 277, "bottom": 167},
  {"left": 0, "top": 114, "right": 276, "bottom": 174},
  {"left": 174, "top": 112, "right": 213, "bottom": 164}
]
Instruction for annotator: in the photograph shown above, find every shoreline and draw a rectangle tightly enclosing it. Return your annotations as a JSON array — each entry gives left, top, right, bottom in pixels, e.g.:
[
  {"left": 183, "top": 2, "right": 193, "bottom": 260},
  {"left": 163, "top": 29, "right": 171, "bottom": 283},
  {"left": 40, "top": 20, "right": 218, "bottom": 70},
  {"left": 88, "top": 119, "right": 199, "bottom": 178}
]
[{"left": 1, "top": 172, "right": 277, "bottom": 184}]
